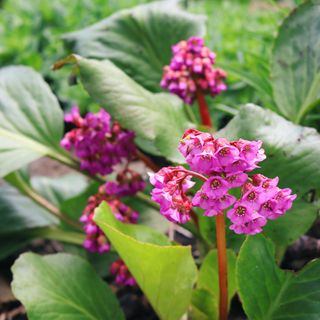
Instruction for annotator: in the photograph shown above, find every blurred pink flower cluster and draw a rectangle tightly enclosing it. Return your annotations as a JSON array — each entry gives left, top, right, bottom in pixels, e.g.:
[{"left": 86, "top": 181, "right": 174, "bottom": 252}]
[{"left": 161, "top": 36, "right": 227, "bottom": 104}]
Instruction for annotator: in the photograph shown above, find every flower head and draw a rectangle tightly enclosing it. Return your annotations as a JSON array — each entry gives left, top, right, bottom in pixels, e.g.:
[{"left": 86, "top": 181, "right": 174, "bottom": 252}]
[
  {"left": 150, "top": 129, "right": 296, "bottom": 236},
  {"left": 110, "top": 259, "right": 136, "bottom": 286},
  {"left": 105, "top": 168, "right": 146, "bottom": 197},
  {"left": 161, "top": 36, "right": 227, "bottom": 104},
  {"left": 179, "top": 129, "right": 266, "bottom": 175},
  {"left": 61, "top": 107, "right": 137, "bottom": 176},
  {"left": 80, "top": 187, "right": 139, "bottom": 253},
  {"left": 149, "top": 166, "right": 194, "bottom": 223}
]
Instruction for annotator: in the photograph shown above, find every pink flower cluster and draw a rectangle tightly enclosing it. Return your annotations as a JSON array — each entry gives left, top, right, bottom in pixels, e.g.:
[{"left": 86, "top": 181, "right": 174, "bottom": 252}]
[
  {"left": 104, "top": 168, "right": 146, "bottom": 197},
  {"left": 149, "top": 166, "right": 195, "bottom": 224},
  {"left": 61, "top": 107, "right": 136, "bottom": 176},
  {"left": 160, "top": 36, "right": 227, "bottom": 104},
  {"left": 80, "top": 188, "right": 139, "bottom": 253},
  {"left": 179, "top": 128, "right": 266, "bottom": 175},
  {"left": 149, "top": 129, "right": 296, "bottom": 235},
  {"left": 110, "top": 259, "right": 136, "bottom": 286}
]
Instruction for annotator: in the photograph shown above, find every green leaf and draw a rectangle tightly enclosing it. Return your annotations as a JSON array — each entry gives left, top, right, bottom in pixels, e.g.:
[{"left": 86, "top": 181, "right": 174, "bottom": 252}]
[
  {"left": 0, "top": 184, "right": 56, "bottom": 235},
  {"left": 0, "top": 66, "right": 68, "bottom": 177},
  {"left": 192, "top": 250, "right": 237, "bottom": 320},
  {"left": 263, "top": 199, "right": 318, "bottom": 246},
  {"left": 11, "top": 253, "right": 125, "bottom": 320},
  {"left": 57, "top": 55, "right": 193, "bottom": 161},
  {"left": 237, "top": 234, "right": 320, "bottom": 320},
  {"left": 219, "top": 104, "right": 320, "bottom": 194},
  {"left": 219, "top": 62, "right": 274, "bottom": 107},
  {"left": 271, "top": 1, "right": 320, "bottom": 123},
  {"left": 62, "top": 1, "right": 205, "bottom": 92},
  {"left": 94, "top": 202, "right": 197, "bottom": 320},
  {"left": 31, "top": 174, "right": 88, "bottom": 206}
]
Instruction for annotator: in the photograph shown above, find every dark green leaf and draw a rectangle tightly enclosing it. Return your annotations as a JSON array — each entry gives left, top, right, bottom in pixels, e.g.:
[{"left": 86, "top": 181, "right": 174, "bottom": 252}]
[
  {"left": 12, "top": 253, "right": 124, "bottom": 320},
  {"left": 0, "top": 66, "right": 67, "bottom": 177},
  {"left": 271, "top": 1, "right": 320, "bottom": 123},
  {"left": 94, "top": 202, "right": 197, "bottom": 320},
  {"left": 62, "top": 1, "right": 205, "bottom": 92},
  {"left": 237, "top": 235, "right": 320, "bottom": 320}
]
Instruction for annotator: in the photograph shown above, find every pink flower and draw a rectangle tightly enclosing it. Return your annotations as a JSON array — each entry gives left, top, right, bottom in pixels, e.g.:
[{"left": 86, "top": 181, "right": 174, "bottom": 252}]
[
  {"left": 110, "top": 259, "right": 136, "bottom": 287},
  {"left": 61, "top": 107, "right": 137, "bottom": 176},
  {"left": 161, "top": 36, "right": 226, "bottom": 104},
  {"left": 149, "top": 129, "right": 296, "bottom": 235},
  {"left": 149, "top": 166, "right": 194, "bottom": 224},
  {"left": 80, "top": 188, "right": 139, "bottom": 253}
]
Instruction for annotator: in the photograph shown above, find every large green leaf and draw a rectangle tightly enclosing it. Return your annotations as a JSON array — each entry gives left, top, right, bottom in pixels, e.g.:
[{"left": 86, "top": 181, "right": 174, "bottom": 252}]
[
  {"left": 62, "top": 1, "right": 205, "bottom": 92},
  {"left": 0, "top": 66, "right": 68, "bottom": 177},
  {"left": 271, "top": 1, "right": 320, "bottom": 123},
  {"left": 56, "top": 55, "right": 193, "bottom": 161},
  {"left": 237, "top": 235, "right": 320, "bottom": 320},
  {"left": 192, "top": 250, "right": 237, "bottom": 320},
  {"left": 12, "top": 253, "right": 124, "bottom": 320},
  {"left": 94, "top": 202, "right": 197, "bottom": 320},
  {"left": 219, "top": 104, "right": 320, "bottom": 194}
]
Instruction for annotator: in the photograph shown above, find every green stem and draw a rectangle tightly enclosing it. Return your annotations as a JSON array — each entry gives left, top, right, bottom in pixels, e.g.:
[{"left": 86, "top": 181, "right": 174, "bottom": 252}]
[{"left": 6, "top": 172, "right": 82, "bottom": 231}]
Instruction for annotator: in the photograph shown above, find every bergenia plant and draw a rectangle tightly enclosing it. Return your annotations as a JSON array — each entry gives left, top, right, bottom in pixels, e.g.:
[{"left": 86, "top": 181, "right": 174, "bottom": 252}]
[
  {"left": 149, "top": 128, "right": 296, "bottom": 319},
  {"left": 2, "top": 1, "right": 320, "bottom": 320}
]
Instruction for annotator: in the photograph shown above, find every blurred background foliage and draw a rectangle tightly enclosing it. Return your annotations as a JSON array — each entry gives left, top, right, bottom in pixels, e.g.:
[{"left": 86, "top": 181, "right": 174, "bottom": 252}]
[{"left": 1, "top": 0, "right": 315, "bottom": 128}]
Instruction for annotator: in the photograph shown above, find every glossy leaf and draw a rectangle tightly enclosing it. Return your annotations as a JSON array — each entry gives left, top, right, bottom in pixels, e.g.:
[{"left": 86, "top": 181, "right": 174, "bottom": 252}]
[
  {"left": 12, "top": 253, "right": 124, "bottom": 320},
  {"left": 192, "top": 250, "right": 237, "bottom": 320},
  {"left": 94, "top": 202, "right": 197, "bottom": 320},
  {"left": 57, "top": 55, "right": 193, "bottom": 161},
  {"left": 0, "top": 66, "right": 66, "bottom": 177},
  {"left": 62, "top": 1, "right": 205, "bottom": 92},
  {"left": 271, "top": 1, "right": 320, "bottom": 123},
  {"left": 237, "top": 235, "right": 320, "bottom": 320}
]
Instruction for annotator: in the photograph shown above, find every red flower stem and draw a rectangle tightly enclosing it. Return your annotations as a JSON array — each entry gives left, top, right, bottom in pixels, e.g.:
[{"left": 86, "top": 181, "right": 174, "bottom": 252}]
[
  {"left": 136, "top": 149, "right": 160, "bottom": 172},
  {"left": 216, "top": 214, "right": 228, "bottom": 320},
  {"left": 172, "top": 168, "right": 207, "bottom": 182},
  {"left": 196, "top": 93, "right": 228, "bottom": 320},
  {"left": 196, "top": 90, "right": 213, "bottom": 128}
]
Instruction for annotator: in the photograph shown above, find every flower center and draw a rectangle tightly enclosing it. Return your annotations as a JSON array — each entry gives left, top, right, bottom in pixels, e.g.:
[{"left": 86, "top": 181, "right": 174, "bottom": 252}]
[
  {"left": 236, "top": 206, "right": 246, "bottom": 216},
  {"left": 211, "top": 179, "right": 221, "bottom": 189},
  {"left": 247, "top": 191, "right": 257, "bottom": 201}
]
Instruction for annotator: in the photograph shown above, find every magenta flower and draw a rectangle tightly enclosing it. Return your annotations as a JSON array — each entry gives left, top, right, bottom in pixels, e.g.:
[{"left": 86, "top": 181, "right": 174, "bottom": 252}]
[
  {"left": 149, "top": 166, "right": 195, "bottom": 224},
  {"left": 105, "top": 168, "right": 146, "bottom": 197},
  {"left": 80, "top": 187, "right": 139, "bottom": 253},
  {"left": 161, "top": 36, "right": 227, "bottom": 104},
  {"left": 61, "top": 106, "right": 137, "bottom": 176},
  {"left": 110, "top": 259, "right": 136, "bottom": 287},
  {"left": 149, "top": 128, "right": 296, "bottom": 235}
]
